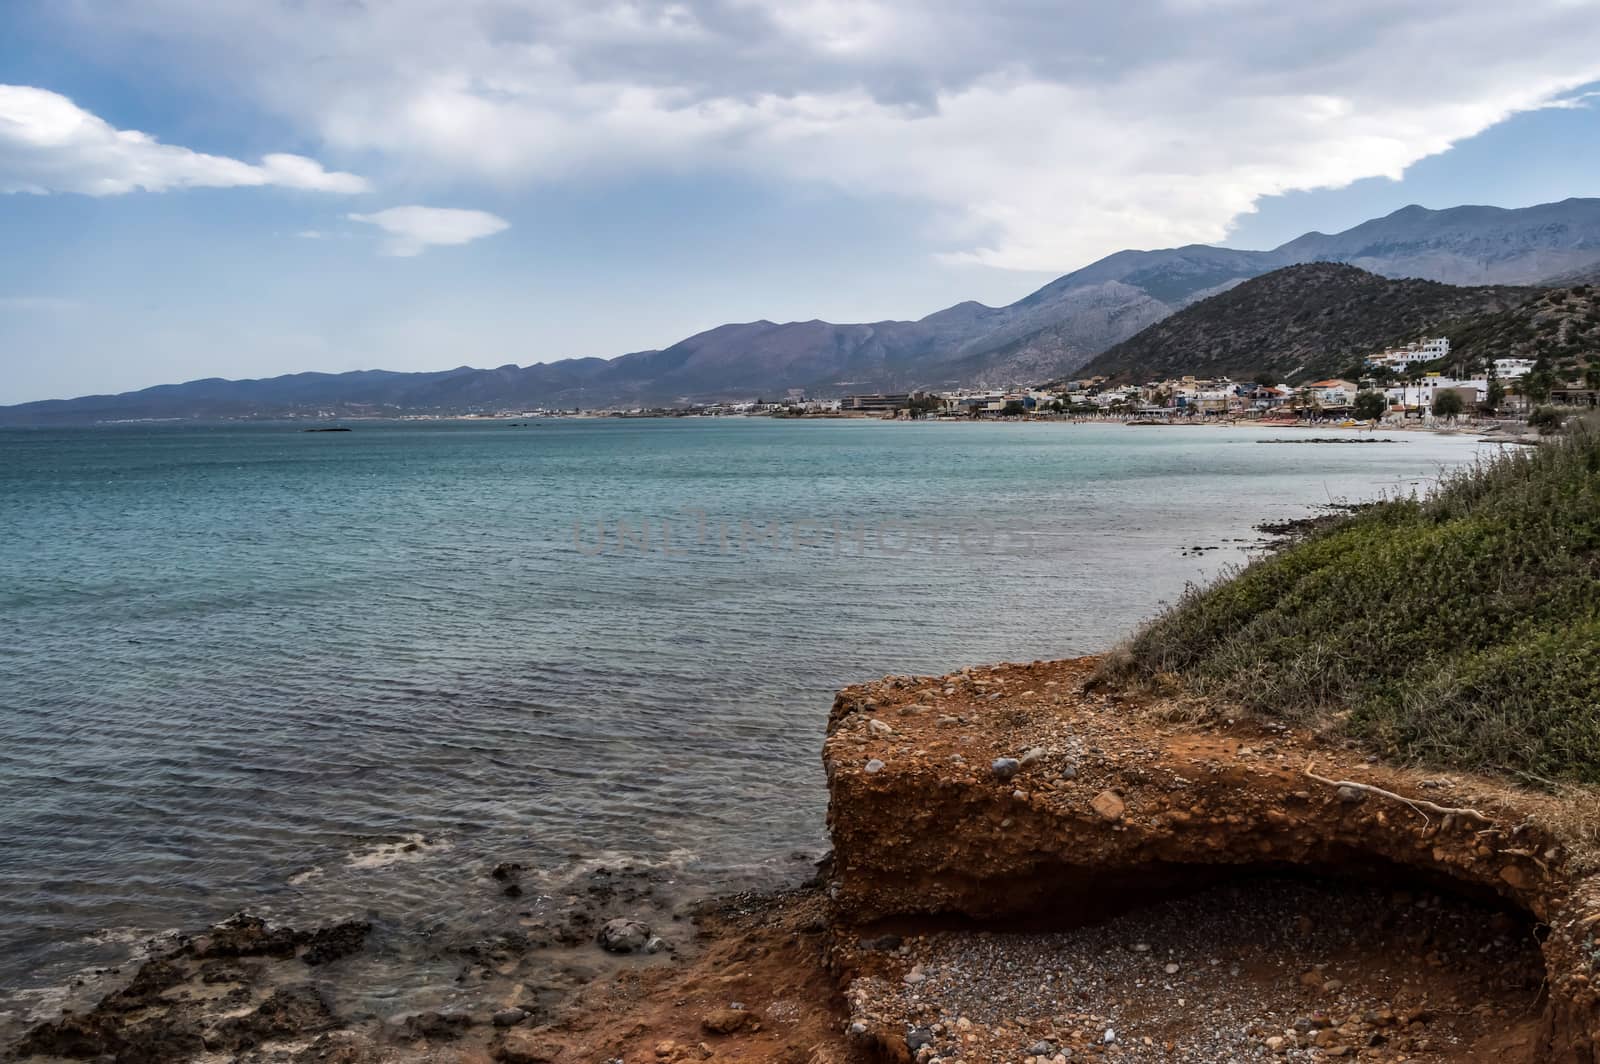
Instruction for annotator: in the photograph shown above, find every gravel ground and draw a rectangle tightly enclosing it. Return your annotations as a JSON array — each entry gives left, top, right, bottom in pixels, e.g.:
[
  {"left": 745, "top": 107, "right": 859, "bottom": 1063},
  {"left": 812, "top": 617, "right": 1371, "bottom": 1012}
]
[{"left": 847, "top": 876, "right": 1545, "bottom": 1063}]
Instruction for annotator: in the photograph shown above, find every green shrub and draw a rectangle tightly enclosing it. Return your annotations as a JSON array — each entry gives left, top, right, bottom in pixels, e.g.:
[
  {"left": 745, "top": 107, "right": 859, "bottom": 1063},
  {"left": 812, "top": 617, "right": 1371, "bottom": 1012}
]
[
  {"left": 1105, "top": 426, "right": 1600, "bottom": 784},
  {"left": 1354, "top": 391, "right": 1387, "bottom": 421},
  {"left": 1530, "top": 406, "right": 1581, "bottom": 434}
]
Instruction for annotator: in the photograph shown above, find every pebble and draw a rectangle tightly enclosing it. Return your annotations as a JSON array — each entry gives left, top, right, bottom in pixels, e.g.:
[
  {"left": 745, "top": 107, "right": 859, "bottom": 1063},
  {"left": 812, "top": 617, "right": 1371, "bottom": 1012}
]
[
  {"left": 1091, "top": 790, "right": 1126, "bottom": 822},
  {"left": 865, "top": 759, "right": 886, "bottom": 774},
  {"left": 845, "top": 878, "right": 1540, "bottom": 1063},
  {"left": 991, "top": 758, "right": 1021, "bottom": 781}
]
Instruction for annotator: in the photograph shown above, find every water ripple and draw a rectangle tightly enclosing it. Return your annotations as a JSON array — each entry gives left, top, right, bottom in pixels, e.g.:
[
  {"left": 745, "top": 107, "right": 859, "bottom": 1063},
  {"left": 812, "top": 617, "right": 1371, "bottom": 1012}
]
[{"left": 0, "top": 419, "right": 1492, "bottom": 1018}]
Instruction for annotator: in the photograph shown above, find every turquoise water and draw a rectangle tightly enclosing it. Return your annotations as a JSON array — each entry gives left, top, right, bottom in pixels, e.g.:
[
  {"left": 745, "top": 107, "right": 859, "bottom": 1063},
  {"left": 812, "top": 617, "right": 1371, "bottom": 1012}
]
[{"left": 0, "top": 418, "right": 1489, "bottom": 1022}]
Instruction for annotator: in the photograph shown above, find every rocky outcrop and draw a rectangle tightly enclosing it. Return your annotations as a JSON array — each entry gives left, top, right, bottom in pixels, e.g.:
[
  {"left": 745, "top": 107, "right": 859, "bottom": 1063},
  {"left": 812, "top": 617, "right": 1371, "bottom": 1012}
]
[
  {"left": 824, "top": 657, "right": 1600, "bottom": 1062},
  {"left": 9, "top": 915, "right": 366, "bottom": 1063}
]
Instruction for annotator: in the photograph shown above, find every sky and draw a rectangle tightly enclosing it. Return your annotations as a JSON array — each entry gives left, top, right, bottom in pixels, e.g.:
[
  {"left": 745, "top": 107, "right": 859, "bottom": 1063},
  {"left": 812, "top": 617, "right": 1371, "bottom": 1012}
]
[{"left": 3, "top": 1, "right": 1600, "bottom": 404}]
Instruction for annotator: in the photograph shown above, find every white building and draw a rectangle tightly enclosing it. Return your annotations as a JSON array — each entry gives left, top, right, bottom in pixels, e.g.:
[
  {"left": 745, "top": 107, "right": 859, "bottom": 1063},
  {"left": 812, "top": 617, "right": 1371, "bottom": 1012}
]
[
  {"left": 1302, "top": 379, "right": 1358, "bottom": 407},
  {"left": 1090, "top": 387, "right": 1141, "bottom": 409},
  {"left": 1384, "top": 376, "right": 1487, "bottom": 409},
  {"left": 1366, "top": 337, "right": 1451, "bottom": 369},
  {"left": 1415, "top": 337, "right": 1451, "bottom": 361},
  {"left": 1492, "top": 358, "right": 1535, "bottom": 380}
]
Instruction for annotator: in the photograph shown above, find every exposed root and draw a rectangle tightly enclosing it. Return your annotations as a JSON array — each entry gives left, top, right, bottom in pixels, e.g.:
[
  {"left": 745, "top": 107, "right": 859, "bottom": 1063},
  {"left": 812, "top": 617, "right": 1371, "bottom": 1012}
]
[{"left": 1304, "top": 761, "right": 1495, "bottom": 826}]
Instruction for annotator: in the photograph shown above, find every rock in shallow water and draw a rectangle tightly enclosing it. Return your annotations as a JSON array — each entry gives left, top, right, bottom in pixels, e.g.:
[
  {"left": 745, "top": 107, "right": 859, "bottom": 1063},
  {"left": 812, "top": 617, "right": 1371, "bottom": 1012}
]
[
  {"left": 597, "top": 917, "right": 652, "bottom": 953},
  {"left": 402, "top": 1009, "right": 473, "bottom": 1042}
]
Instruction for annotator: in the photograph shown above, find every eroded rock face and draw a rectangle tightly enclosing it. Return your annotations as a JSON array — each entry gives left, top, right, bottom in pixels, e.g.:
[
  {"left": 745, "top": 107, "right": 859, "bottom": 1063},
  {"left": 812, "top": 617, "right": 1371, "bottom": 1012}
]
[{"left": 823, "top": 657, "right": 1600, "bottom": 1062}]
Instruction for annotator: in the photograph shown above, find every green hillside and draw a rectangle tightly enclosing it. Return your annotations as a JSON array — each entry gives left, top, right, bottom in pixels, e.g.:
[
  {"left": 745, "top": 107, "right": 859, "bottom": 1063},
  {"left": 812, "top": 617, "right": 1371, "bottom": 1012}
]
[
  {"left": 1082, "top": 263, "right": 1534, "bottom": 382},
  {"left": 1446, "top": 284, "right": 1600, "bottom": 383}
]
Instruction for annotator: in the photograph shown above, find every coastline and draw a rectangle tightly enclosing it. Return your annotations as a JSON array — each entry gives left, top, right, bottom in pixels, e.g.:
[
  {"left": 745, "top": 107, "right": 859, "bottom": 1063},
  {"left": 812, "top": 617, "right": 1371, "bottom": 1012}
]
[
  {"left": 0, "top": 424, "right": 1517, "bottom": 1062},
  {"left": 16, "top": 655, "right": 1597, "bottom": 1063}
]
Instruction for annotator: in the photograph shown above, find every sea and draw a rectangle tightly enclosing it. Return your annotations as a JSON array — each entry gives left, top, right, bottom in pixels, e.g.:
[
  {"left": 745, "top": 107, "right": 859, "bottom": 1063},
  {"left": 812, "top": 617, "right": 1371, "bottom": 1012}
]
[{"left": 0, "top": 417, "right": 1494, "bottom": 1030}]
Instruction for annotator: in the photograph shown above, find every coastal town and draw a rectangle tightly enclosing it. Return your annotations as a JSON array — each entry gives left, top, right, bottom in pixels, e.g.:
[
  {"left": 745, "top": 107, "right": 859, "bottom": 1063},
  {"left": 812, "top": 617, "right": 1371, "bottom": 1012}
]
[{"left": 470, "top": 334, "right": 1598, "bottom": 427}]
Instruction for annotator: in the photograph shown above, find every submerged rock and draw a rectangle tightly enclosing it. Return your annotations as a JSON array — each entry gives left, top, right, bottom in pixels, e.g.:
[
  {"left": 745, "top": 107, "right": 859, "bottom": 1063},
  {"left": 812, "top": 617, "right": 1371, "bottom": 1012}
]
[
  {"left": 190, "top": 913, "right": 302, "bottom": 958},
  {"left": 209, "top": 985, "right": 338, "bottom": 1051},
  {"left": 187, "top": 913, "right": 370, "bottom": 965},
  {"left": 14, "top": 1008, "right": 204, "bottom": 1063},
  {"left": 403, "top": 1009, "right": 474, "bottom": 1042},
  {"left": 301, "top": 920, "right": 372, "bottom": 965}
]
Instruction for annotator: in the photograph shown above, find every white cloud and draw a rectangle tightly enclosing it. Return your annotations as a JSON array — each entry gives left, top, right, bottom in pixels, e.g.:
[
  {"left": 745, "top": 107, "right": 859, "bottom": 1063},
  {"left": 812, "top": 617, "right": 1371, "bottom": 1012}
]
[
  {"left": 47, "top": 1, "right": 1600, "bottom": 269},
  {"left": 347, "top": 205, "right": 510, "bottom": 256},
  {"left": 0, "top": 84, "right": 368, "bottom": 196}
]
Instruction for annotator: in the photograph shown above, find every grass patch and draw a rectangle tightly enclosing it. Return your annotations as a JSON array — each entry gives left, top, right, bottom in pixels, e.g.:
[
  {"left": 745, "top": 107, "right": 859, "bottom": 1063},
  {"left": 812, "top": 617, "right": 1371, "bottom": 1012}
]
[{"left": 1103, "top": 425, "right": 1600, "bottom": 785}]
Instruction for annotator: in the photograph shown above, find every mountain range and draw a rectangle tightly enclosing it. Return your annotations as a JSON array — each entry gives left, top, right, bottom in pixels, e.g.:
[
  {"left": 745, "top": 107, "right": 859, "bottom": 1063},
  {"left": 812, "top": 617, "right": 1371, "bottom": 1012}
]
[{"left": 6, "top": 198, "right": 1600, "bottom": 425}]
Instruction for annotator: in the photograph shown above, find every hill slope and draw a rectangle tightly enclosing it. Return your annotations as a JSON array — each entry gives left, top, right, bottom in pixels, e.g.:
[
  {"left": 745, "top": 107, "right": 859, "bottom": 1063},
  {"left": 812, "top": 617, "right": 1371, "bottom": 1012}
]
[
  {"left": 1104, "top": 425, "right": 1600, "bottom": 784},
  {"left": 1444, "top": 283, "right": 1600, "bottom": 383},
  {"left": 1540, "top": 260, "right": 1600, "bottom": 287},
  {"left": 6, "top": 198, "right": 1600, "bottom": 422},
  {"left": 1082, "top": 264, "right": 1535, "bottom": 382}
]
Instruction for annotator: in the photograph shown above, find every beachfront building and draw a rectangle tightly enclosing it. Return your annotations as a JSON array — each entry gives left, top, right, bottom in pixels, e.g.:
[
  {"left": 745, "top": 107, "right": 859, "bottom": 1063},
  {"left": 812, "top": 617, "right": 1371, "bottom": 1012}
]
[
  {"left": 1174, "top": 386, "right": 1237, "bottom": 414},
  {"left": 1383, "top": 375, "right": 1488, "bottom": 411},
  {"left": 940, "top": 389, "right": 1005, "bottom": 414},
  {"left": 1129, "top": 376, "right": 1248, "bottom": 415},
  {"left": 1551, "top": 383, "right": 1600, "bottom": 408},
  {"left": 842, "top": 393, "right": 912, "bottom": 413},
  {"left": 1089, "top": 386, "right": 1142, "bottom": 410},
  {"left": 1299, "top": 379, "right": 1358, "bottom": 410},
  {"left": 1242, "top": 383, "right": 1294, "bottom": 410},
  {"left": 938, "top": 389, "right": 1064, "bottom": 416}
]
